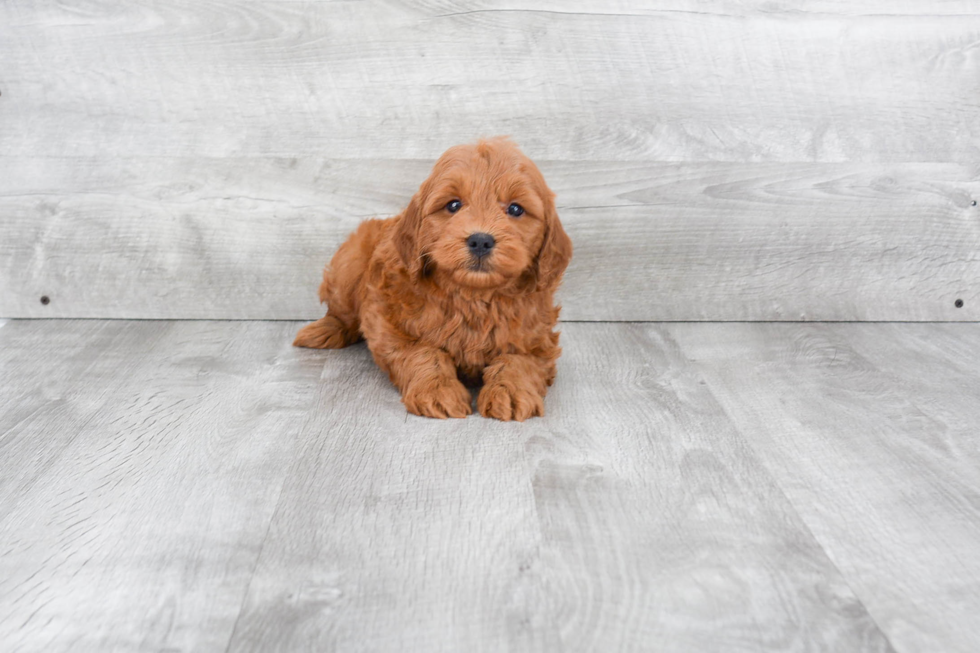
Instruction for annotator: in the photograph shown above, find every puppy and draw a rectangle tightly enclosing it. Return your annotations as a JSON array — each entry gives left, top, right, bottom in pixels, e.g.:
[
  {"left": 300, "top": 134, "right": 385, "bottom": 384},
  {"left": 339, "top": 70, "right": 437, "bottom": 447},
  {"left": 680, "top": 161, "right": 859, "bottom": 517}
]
[{"left": 294, "top": 138, "right": 572, "bottom": 421}]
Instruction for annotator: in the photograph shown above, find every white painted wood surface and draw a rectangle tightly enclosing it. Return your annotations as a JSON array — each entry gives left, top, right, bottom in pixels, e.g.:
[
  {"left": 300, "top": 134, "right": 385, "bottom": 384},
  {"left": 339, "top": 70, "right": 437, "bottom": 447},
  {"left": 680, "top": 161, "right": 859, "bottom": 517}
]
[
  {"left": 2, "top": 1, "right": 979, "bottom": 321},
  {"left": 3, "top": 320, "right": 980, "bottom": 651},
  {"left": 2, "top": 158, "right": 977, "bottom": 320}
]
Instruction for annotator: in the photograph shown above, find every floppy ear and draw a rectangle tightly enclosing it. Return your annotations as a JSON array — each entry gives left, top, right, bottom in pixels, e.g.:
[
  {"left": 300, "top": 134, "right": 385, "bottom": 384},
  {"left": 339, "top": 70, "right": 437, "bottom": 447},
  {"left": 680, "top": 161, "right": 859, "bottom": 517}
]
[
  {"left": 394, "top": 193, "right": 426, "bottom": 276},
  {"left": 535, "top": 200, "right": 573, "bottom": 291}
]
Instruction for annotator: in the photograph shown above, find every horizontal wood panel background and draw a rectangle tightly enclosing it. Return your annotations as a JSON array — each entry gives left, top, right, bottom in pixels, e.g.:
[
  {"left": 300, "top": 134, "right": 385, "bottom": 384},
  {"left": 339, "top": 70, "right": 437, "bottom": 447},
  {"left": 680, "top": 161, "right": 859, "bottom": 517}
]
[
  {"left": 1, "top": 0, "right": 979, "bottom": 320},
  {"left": 3, "top": 0, "right": 979, "bottom": 162},
  {"left": 2, "top": 158, "right": 977, "bottom": 320}
]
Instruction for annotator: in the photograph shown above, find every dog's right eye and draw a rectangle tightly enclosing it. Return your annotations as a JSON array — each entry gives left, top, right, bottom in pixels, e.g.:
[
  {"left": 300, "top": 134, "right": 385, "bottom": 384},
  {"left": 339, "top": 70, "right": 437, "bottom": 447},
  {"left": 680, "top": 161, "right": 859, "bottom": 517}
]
[{"left": 446, "top": 200, "right": 462, "bottom": 213}]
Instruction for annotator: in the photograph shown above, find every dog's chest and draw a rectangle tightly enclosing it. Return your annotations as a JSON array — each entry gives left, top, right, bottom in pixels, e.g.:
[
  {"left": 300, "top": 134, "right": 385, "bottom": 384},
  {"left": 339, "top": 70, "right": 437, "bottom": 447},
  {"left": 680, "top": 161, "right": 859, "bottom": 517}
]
[{"left": 428, "top": 297, "right": 523, "bottom": 371}]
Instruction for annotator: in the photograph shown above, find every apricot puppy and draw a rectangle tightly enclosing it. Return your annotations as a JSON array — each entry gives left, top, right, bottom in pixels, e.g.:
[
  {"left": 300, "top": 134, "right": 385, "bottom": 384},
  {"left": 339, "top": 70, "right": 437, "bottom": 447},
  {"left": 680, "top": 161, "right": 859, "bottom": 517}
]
[{"left": 294, "top": 138, "right": 572, "bottom": 421}]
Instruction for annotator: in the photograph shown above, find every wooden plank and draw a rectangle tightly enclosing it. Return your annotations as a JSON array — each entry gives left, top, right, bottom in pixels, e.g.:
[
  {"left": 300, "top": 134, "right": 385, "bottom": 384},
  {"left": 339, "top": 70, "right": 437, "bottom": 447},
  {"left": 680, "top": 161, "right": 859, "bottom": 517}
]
[
  {"left": 1, "top": 1, "right": 978, "bottom": 162},
  {"left": 529, "top": 323, "right": 892, "bottom": 652},
  {"left": 225, "top": 341, "right": 561, "bottom": 652},
  {"left": 2, "top": 158, "right": 976, "bottom": 320},
  {"left": 228, "top": 323, "right": 891, "bottom": 651},
  {"left": 0, "top": 321, "right": 324, "bottom": 651},
  {"left": 832, "top": 323, "right": 980, "bottom": 431},
  {"left": 668, "top": 323, "right": 980, "bottom": 653},
  {"left": 0, "top": 320, "right": 174, "bottom": 521}
]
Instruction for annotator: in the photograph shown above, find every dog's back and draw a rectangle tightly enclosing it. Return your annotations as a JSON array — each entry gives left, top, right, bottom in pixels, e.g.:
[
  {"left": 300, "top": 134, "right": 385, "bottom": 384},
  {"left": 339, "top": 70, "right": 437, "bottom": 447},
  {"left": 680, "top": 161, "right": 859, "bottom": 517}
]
[{"left": 294, "top": 217, "right": 391, "bottom": 349}]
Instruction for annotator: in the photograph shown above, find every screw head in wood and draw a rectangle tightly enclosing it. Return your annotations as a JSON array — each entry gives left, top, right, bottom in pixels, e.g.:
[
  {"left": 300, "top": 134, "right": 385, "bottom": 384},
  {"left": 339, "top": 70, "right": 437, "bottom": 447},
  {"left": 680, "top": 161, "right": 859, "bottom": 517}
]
[
  {"left": 955, "top": 299, "right": 964, "bottom": 308},
  {"left": 40, "top": 295, "right": 51, "bottom": 305}
]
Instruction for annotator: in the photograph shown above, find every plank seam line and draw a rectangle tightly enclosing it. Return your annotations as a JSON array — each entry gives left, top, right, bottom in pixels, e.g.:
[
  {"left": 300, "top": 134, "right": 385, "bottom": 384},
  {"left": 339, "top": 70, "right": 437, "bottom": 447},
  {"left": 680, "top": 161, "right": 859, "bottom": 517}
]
[
  {"left": 684, "top": 357, "right": 901, "bottom": 651},
  {"left": 223, "top": 478, "right": 289, "bottom": 653},
  {"left": 518, "top": 439, "right": 565, "bottom": 646}
]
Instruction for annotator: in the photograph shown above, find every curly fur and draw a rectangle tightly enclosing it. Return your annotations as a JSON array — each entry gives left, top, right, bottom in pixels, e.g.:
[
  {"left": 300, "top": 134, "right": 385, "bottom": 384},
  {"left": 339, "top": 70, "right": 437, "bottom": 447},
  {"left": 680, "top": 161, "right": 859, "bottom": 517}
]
[{"left": 294, "top": 138, "right": 572, "bottom": 420}]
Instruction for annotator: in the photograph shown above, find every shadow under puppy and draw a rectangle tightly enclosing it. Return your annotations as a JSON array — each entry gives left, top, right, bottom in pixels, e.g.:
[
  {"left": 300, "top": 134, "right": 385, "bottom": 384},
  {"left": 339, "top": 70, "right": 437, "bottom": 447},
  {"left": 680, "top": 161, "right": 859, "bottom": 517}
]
[{"left": 295, "top": 137, "right": 572, "bottom": 420}]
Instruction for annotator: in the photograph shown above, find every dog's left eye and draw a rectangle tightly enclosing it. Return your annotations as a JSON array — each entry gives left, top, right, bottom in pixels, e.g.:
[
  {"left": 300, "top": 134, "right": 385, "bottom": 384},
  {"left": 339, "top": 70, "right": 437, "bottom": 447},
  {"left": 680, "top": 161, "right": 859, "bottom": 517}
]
[
  {"left": 507, "top": 203, "right": 524, "bottom": 217},
  {"left": 446, "top": 200, "right": 462, "bottom": 213}
]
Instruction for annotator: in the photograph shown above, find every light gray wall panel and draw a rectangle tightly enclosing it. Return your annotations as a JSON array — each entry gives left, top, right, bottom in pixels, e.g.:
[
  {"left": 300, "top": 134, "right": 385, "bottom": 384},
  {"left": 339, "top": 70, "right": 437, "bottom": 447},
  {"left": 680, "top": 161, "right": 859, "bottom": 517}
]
[
  {"left": 2, "top": 1, "right": 978, "bottom": 320},
  {"left": 1, "top": 1, "right": 978, "bottom": 162},
  {"left": 2, "top": 157, "right": 977, "bottom": 320}
]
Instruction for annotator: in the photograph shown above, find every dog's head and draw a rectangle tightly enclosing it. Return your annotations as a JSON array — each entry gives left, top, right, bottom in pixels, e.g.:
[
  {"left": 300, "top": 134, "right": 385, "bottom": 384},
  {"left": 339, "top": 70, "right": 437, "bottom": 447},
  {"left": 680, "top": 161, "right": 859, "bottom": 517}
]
[{"left": 395, "top": 138, "right": 572, "bottom": 292}]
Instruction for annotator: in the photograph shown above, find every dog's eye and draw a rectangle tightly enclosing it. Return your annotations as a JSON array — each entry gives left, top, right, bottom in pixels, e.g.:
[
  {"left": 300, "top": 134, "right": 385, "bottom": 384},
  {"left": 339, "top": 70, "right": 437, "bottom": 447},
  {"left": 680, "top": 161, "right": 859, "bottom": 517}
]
[
  {"left": 446, "top": 200, "right": 462, "bottom": 214},
  {"left": 507, "top": 203, "right": 524, "bottom": 217}
]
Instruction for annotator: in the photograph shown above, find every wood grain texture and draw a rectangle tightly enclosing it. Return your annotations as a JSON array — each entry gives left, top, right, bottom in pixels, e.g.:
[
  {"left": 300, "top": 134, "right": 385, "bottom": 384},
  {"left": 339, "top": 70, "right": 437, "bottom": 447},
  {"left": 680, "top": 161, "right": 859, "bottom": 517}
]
[
  {"left": 0, "top": 320, "right": 172, "bottom": 522},
  {"left": 2, "top": 0, "right": 978, "bottom": 321},
  {"left": 227, "top": 326, "right": 887, "bottom": 652},
  {"left": 225, "top": 342, "right": 559, "bottom": 653},
  {"left": 2, "top": 157, "right": 977, "bottom": 320},
  {"left": 0, "top": 320, "right": 324, "bottom": 651},
  {"left": 669, "top": 322, "right": 980, "bottom": 653},
  {"left": 1, "top": 320, "right": 904, "bottom": 651},
  {"left": 1, "top": 1, "right": 978, "bottom": 162},
  {"left": 526, "top": 323, "right": 891, "bottom": 652}
]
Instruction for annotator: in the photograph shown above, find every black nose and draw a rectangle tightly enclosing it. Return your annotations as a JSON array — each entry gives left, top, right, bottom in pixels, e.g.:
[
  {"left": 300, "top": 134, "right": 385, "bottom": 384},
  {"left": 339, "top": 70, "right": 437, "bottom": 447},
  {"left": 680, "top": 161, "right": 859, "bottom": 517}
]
[{"left": 466, "top": 232, "right": 495, "bottom": 258}]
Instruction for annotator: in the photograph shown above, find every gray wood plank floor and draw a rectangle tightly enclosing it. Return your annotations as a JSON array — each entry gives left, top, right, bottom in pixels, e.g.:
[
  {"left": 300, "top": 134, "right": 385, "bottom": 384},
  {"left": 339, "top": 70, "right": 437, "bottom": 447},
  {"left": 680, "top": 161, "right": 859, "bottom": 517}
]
[
  {"left": 2, "top": 320, "right": 979, "bottom": 652},
  {"left": 668, "top": 323, "right": 980, "bottom": 653}
]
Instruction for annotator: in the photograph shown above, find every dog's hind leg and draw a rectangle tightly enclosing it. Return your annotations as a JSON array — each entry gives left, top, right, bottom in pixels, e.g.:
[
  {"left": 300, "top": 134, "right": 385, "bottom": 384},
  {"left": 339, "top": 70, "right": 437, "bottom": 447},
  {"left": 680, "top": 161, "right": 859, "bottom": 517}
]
[
  {"left": 293, "top": 313, "right": 360, "bottom": 349},
  {"left": 293, "top": 219, "right": 386, "bottom": 349}
]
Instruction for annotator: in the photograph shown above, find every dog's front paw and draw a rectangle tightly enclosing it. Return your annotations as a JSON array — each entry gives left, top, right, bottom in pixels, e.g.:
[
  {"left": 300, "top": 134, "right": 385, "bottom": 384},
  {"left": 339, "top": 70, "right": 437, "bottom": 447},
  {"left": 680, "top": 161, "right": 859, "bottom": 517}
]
[
  {"left": 478, "top": 381, "right": 544, "bottom": 422},
  {"left": 403, "top": 378, "right": 472, "bottom": 419}
]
